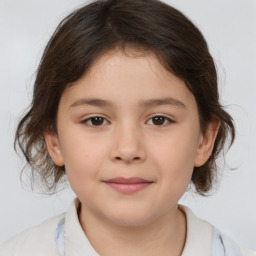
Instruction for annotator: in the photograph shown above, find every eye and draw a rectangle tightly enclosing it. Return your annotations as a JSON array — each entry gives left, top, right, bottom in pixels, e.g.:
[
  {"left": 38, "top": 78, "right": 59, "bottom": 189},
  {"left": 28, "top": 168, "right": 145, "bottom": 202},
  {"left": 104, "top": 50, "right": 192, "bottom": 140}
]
[
  {"left": 82, "top": 116, "right": 109, "bottom": 127},
  {"left": 147, "top": 115, "right": 174, "bottom": 126},
  {"left": 81, "top": 115, "right": 173, "bottom": 127}
]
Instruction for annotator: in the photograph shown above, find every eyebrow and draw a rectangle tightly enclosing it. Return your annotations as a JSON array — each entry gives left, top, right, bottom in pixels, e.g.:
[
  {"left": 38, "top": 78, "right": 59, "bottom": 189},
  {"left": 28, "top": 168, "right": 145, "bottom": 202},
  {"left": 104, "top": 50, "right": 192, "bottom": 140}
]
[{"left": 69, "top": 97, "right": 186, "bottom": 109}]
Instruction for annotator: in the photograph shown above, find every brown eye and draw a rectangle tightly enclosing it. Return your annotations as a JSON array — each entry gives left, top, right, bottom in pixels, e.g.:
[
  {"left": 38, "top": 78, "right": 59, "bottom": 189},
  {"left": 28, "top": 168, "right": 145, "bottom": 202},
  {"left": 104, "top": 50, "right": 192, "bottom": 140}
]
[
  {"left": 91, "top": 117, "right": 104, "bottom": 126},
  {"left": 152, "top": 116, "right": 165, "bottom": 125},
  {"left": 147, "top": 116, "right": 173, "bottom": 126},
  {"left": 82, "top": 117, "right": 108, "bottom": 126}
]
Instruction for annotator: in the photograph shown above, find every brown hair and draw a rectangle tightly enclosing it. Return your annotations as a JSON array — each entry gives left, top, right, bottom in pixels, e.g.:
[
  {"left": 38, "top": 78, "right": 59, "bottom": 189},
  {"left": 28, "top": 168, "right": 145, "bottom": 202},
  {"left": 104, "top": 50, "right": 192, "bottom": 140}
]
[{"left": 15, "top": 0, "right": 235, "bottom": 195}]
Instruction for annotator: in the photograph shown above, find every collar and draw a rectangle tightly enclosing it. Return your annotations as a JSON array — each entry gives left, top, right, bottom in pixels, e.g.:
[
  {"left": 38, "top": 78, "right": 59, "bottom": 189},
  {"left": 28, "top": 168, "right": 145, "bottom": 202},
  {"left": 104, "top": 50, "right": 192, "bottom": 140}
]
[
  {"left": 65, "top": 198, "right": 100, "bottom": 255},
  {"left": 179, "top": 205, "right": 213, "bottom": 256},
  {"left": 60, "top": 199, "right": 213, "bottom": 256}
]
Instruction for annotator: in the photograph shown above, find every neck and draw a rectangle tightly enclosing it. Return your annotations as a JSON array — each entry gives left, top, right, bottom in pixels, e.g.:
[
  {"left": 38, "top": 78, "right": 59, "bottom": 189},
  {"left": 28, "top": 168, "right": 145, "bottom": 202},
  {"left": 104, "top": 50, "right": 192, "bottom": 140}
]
[{"left": 79, "top": 204, "right": 187, "bottom": 256}]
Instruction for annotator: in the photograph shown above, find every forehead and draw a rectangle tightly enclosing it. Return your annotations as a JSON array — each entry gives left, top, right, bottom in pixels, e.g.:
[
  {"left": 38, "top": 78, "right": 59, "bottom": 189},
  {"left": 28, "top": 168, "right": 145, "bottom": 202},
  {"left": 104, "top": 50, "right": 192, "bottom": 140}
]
[
  {"left": 61, "top": 48, "right": 197, "bottom": 111},
  {"left": 86, "top": 48, "right": 171, "bottom": 83}
]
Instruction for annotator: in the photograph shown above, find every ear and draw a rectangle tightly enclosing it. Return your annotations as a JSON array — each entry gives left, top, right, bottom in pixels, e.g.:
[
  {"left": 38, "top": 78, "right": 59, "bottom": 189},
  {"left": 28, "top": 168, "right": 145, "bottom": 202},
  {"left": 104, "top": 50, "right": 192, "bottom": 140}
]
[
  {"left": 194, "top": 116, "right": 220, "bottom": 167},
  {"left": 44, "top": 132, "right": 64, "bottom": 166}
]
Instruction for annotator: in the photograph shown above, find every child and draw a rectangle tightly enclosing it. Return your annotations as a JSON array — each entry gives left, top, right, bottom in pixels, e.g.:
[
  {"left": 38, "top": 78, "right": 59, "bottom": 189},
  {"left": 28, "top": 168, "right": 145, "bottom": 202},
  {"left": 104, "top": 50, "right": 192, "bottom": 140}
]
[{"left": 0, "top": 0, "right": 255, "bottom": 255}]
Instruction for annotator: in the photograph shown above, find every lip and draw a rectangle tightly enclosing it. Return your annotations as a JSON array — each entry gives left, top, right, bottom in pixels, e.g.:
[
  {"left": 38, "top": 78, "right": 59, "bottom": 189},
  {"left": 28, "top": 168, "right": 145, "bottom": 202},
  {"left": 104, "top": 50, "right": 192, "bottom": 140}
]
[{"left": 104, "top": 177, "right": 153, "bottom": 194}]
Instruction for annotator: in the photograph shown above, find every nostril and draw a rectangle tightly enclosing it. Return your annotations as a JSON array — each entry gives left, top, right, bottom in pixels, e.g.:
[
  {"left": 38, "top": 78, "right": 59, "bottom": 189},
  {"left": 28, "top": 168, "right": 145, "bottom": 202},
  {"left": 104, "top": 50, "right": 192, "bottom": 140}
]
[{"left": 114, "top": 156, "right": 141, "bottom": 162}]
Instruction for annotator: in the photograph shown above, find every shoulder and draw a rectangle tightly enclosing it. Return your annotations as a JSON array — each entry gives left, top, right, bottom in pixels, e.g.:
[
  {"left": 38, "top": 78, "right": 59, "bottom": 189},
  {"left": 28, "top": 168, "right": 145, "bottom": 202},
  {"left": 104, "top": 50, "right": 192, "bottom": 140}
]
[
  {"left": 212, "top": 226, "right": 256, "bottom": 256},
  {"left": 0, "top": 213, "right": 65, "bottom": 256},
  {"left": 179, "top": 205, "right": 256, "bottom": 256},
  {"left": 241, "top": 247, "right": 256, "bottom": 256}
]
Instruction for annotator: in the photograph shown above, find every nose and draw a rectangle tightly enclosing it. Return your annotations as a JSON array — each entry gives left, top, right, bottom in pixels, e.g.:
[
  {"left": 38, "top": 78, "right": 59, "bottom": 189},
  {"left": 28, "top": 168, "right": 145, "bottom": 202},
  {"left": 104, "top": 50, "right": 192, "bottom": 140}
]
[{"left": 110, "top": 122, "right": 146, "bottom": 164}]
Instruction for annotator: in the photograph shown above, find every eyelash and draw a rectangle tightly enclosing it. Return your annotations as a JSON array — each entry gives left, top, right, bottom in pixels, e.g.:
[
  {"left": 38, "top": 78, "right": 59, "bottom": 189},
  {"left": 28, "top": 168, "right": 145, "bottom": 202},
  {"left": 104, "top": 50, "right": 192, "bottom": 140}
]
[{"left": 81, "top": 115, "right": 174, "bottom": 127}]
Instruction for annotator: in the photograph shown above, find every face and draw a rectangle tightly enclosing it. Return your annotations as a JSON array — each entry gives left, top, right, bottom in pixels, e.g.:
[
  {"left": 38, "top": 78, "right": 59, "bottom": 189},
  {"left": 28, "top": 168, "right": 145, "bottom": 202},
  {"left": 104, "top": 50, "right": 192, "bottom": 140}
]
[{"left": 45, "top": 49, "right": 216, "bottom": 227}]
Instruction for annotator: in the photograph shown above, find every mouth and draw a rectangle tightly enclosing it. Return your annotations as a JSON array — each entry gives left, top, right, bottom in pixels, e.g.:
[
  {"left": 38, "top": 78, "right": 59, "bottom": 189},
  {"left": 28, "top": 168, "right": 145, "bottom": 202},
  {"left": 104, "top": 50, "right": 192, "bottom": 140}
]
[{"left": 104, "top": 177, "right": 153, "bottom": 194}]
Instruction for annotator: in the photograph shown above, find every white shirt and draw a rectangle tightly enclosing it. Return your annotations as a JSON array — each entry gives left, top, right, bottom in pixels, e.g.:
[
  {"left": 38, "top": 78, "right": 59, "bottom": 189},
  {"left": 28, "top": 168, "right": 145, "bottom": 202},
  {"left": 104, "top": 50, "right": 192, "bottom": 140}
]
[{"left": 0, "top": 198, "right": 255, "bottom": 256}]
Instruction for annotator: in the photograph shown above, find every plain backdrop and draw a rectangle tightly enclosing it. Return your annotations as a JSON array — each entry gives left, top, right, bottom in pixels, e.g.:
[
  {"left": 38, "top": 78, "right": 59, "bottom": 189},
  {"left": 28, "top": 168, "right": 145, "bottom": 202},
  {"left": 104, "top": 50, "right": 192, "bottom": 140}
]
[{"left": 0, "top": 0, "right": 255, "bottom": 250}]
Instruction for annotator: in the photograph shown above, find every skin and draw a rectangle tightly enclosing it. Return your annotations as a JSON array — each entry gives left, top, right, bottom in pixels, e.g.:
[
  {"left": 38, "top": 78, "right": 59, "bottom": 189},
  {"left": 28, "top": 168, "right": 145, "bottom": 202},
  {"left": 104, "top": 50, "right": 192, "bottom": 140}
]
[{"left": 45, "top": 48, "right": 219, "bottom": 256}]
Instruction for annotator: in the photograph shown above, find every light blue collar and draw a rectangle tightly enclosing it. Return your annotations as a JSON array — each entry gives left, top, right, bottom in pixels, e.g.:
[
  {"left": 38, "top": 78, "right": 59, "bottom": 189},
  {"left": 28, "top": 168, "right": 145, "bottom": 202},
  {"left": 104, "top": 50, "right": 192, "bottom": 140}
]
[
  {"left": 54, "top": 217, "right": 242, "bottom": 256},
  {"left": 55, "top": 217, "right": 66, "bottom": 256}
]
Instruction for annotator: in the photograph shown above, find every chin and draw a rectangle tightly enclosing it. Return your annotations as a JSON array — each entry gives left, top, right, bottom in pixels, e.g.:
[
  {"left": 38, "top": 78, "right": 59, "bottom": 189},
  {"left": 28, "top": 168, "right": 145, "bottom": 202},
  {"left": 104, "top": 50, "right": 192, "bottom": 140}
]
[{"left": 104, "top": 209, "right": 158, "bottom": 227}]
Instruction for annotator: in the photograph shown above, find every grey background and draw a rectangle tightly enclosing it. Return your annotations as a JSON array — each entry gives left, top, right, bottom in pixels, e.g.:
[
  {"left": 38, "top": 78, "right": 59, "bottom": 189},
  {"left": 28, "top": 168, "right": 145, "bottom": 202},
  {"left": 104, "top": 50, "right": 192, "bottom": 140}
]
[{"left": 0, "top": 0, "right": 255, "bottom": 250}]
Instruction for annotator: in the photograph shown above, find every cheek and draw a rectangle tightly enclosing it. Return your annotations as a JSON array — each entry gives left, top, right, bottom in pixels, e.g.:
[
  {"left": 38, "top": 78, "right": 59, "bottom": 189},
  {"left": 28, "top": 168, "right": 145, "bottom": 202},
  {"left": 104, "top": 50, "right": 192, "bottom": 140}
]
[
  {"left": 153, "top": 130, "right": 198, "bottom": 171},
  {"left": 60, "top": 133, "right": 108, "bottom": 185},
  {"left": 150, "top": 126, "right": 199, "bottom": 192}
]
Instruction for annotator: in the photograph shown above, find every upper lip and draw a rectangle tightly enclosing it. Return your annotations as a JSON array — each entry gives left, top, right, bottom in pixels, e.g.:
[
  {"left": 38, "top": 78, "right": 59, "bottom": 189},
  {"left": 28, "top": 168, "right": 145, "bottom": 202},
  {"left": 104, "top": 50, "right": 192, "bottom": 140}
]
[{"left": 105, "top": 177, "right": 153, "bottom": 184}]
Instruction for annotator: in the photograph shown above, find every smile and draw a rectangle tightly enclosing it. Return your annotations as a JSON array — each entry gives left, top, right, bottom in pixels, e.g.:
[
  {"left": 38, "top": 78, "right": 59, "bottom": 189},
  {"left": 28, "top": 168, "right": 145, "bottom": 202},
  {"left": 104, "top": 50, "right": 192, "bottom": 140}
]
[{"left": 104, "top": 177, "right": 153, "bottom": 194}]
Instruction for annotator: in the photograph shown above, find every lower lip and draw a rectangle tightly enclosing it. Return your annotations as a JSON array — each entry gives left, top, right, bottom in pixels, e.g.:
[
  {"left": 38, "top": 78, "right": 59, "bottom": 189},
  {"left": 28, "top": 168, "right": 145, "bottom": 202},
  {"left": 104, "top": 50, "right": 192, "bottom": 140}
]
[{"left": 105, "top": 182, "right": 152, "bottom": 193}]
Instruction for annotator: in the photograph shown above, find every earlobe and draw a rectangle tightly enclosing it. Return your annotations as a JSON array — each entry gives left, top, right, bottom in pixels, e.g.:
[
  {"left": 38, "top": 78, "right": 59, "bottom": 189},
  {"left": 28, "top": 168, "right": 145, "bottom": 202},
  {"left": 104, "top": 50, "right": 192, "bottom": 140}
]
[
  {"left": 194, "top": 117, "right": 220, "bottom": 167},
  {"left": 44, "top": 132, "right": 64, "bottom": 166}
]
